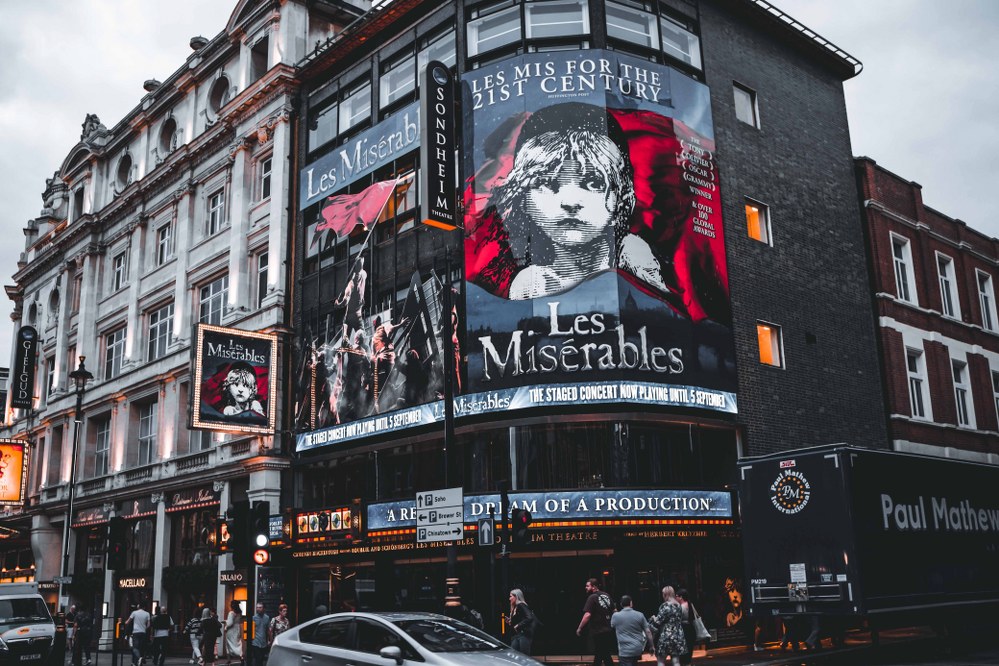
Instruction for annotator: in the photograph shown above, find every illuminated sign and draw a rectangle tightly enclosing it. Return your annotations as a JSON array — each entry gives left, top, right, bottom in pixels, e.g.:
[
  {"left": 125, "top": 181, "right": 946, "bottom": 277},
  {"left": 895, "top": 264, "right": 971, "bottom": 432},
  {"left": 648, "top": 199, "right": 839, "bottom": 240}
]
[
  {"left": 419, "top": 61, "right": 457, "bottom": 229},
  {"left": 166, "top": 485, "right": 222, "bottom": 513},
  {"left": 0, "top": 440, "right": 28, "bottom": 506},
  {"left": 367, "top": 488, "right": 732, "bottom": 531},
  {"left": 294, "top": 506, "right": 353, "bottom": 540},
  {"left": 117, "top": 576, "right": 149, "bottom": 590},
  {"left": 299, "top": 102, "right": 420, "bottom": 210},
  {"left": 11, "top": 327, "right": 38, "bottom": 410},
  {"left": 191, "top": 325, "right": 278, "bottom": 435},
  {"left": 73, "top": 504, "right": 111, "bottom": 528},
  {"left": 220, "top": 570, "right": 245, "bottom": 585}
]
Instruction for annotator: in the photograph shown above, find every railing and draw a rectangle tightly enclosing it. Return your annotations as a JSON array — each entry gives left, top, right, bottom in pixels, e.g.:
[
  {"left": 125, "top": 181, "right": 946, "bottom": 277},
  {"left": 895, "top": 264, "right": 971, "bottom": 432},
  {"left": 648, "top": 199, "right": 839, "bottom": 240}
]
[
  {"left": 123, "top": 465, "right": 155, "bottom": 484},
  {"left": 176, "top": 451, "right": 211, "bottom": 471},
  {"left": 80, "top": 477, "right": 109, "bottom": 495}
]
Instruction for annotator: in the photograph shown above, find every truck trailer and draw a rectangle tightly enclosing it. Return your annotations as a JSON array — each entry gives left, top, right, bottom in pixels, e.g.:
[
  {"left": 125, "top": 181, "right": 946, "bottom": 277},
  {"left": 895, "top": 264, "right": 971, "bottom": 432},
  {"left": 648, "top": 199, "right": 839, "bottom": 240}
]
[{"left": 738, "top": 445, "right": 999, "bottom": 626}]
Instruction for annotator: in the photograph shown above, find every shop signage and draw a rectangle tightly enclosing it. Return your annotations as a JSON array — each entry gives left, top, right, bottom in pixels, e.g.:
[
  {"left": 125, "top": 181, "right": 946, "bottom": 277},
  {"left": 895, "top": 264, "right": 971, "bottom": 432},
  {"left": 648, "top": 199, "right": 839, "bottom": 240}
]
[
  {"left": 299, "top": 101, "right": 420, "bottom": 210},
  {"left": 117, "top": 576, "right": 149, "bottom": 590},
  {"left": 191, "top": 325, "right": 279, "bottom": 435},
  {"left": 10, "top": 326, "right": 38, "bottom": 410},
  {"left": 294, "top": 506, "right": 353, "bottom": 539},
  {"left": 0, "top": 440, "right": 28, "bottom": 506},
  {"left": 166, "top": 485, "right": 222, "bottom": 513},
  {"left": 368, "top": 488, "right": 732, "bottom": 531},
  {"left": 419, "top": 61, "right": 457, "bottom": 230},
  {"left": 73, "top": 504, "right": 111, "bottom": 528},
  {"left": 220, "top": 570, "right": 245, "bottom": 586},
  {"left": 118, "top": 496, "right": 156, "bottom": 520}
]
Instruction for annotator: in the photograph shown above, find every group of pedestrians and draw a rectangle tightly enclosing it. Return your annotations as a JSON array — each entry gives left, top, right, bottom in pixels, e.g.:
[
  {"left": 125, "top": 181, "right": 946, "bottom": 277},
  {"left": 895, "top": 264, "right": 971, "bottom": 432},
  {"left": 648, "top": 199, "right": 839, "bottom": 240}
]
[
  {"left": 506, "top": 578, "right": 704, "bottom": 666},
  {"left": 122, "top": 600, "right": 292, "bottom": 666}
]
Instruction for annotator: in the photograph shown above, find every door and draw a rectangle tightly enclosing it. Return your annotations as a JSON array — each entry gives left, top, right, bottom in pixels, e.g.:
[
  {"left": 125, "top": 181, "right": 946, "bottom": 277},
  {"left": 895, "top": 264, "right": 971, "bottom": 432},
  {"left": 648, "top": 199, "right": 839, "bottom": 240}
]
[{"left": 290, "top": 617, "right": 353, "bottom": 666}]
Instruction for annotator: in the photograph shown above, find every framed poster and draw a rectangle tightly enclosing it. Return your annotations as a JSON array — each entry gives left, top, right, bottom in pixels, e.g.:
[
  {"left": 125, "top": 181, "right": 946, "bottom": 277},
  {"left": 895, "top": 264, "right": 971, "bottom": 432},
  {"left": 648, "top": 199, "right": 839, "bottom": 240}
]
[{"left": 0, "top": 439, "right": 28, "bottom": 506}]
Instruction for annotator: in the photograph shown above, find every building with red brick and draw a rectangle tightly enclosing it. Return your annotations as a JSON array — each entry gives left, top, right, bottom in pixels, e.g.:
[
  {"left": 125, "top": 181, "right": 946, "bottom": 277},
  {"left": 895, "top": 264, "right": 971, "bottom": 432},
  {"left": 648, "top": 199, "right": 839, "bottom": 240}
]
[{"left": 857, "top": 157, "right": 999, "bottom": 462}]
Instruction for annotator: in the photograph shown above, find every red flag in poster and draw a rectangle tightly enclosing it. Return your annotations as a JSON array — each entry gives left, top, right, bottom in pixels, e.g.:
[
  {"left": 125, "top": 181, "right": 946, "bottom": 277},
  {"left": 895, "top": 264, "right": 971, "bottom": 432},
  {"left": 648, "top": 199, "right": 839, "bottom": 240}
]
[{"left": 312, "top": 178, "right": 401, "bottom": 247}]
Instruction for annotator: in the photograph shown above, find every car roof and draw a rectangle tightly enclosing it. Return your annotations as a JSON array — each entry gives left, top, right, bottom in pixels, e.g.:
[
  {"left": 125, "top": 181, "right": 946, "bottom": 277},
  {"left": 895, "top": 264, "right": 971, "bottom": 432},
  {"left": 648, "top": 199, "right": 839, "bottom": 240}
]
[{"left": 319, "top": 611, "right": 453, "bottom": 623}]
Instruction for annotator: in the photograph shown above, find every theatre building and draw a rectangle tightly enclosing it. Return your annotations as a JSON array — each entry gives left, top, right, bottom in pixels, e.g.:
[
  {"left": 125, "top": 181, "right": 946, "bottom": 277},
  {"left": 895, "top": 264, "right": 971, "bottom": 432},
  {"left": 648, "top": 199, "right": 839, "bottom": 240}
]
[{"left": 289, "top": 0, "right": 886, "bottom": 652}]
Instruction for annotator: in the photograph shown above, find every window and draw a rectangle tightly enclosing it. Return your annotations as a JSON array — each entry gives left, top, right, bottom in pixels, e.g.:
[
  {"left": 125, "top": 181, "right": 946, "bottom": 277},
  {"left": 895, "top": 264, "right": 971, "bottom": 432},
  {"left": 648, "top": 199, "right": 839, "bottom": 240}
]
[
  {"left": 606, "top": 1, "right": 658, "bottom": 49},
  {"left": 156, "top": 224, "right": 173, "bottom": 265},
  {"left": 308, "top": 102, "right": 338, "bottom": 152},
  {"left": 745, "top": 200, "right": 771, "bottom": 245},
  {"left": 952, "top": 360, "right": 972, "bottom": 428},
  {"left": 733, "top": 83, "right": 759, "bottom": 128},
  {"left": 354, "top": 619, "right": 420, "bottom": 660},
  {"left": 137, "top": 402, "right": 157, "bottom": 466},
  {"left": 906, "top": 348, "right": 926, "bottom": 418},
  {"left": 467, "top": 4, "right": 522, "bottom": 57},
  {"left": 71, "top": 275, "right": 82, "bottom": 314},
  {"left": 207, "top": 189, "right": 226, "bottom": 235},
  {"left": 112, "top": 252, "right": 128, "bottom": 292},
  {"left": 660, "top": 13, "right": 701, "bottom": 69},
  {"left": 256, "top": 251, "right": 269, "bottom": 308},
  {"left": 339, "top": 81, "right": 371, "bottom": 132},
  {"left": 199, "top": 275, "right": 229, "bottom": 325},
  {"left": 258, "top": 157, "right": 273, "bottom": 201},
  {"left": 72, "top": 188, "right": 85, "bottom": 222},
  {"left": 94, "top": 417, "right": 110, "bottom": 477},
  {"left": 992, "top": 371, "right": 999, "bottom": 425},
  {"left": 380, "top": 52, "right": 416, "bottom": 108},
  {"left": 250, "top": 36, "right": 269, "bottom": 82},
  {"left": 208, "top": 76, "right": 231, "bottom": 119},
  {"left": 891, "top": 235, "right": 916, "bottom": 304},
  {"left": 937, "top": 254, "right": 959, "bottom": 318},
  {"left": 115, "top": 154, "right": 133, "bottom": 191},
  {"left": 147, "top": 303, "right": 174, "bottom": 361},
  {"left": 525, "top": 0, "right": 589, "bottom": 39},
  {"left": 756, "top": 322, "right": 783, "bottom": 367},
  {"left": 158, "top": 117, "right": 179, "bottom": 157},
  {"left": 190, "top": 429, "right": 212, "bottom": 453},
  {"left": 104, "top": 327, "right": 126, "bottom": 380},
  {"left": 978, "top": 270, "right": 996, "bottom": 332},
  {"left": 300, "top": 618, "right": 352, "bottom": 648},
  {"left": 417, "top": 28, "right": 456, "bottom": 74},
  {"left": 46, "top": 356, "right": 55, "bottom": 396}
]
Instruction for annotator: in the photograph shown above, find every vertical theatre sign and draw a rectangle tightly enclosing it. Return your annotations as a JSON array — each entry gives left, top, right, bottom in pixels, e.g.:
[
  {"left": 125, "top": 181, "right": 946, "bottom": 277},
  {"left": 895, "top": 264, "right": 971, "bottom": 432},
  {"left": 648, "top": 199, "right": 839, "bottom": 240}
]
[
  {"left": 11, "top": 326, "right": 38, "bottom": 410},
  {"left": 420, "top": 60, "right": 457, "bottom": 229},
  {"left": 191, "top": 325, "right": 279, "bottom": 434}
]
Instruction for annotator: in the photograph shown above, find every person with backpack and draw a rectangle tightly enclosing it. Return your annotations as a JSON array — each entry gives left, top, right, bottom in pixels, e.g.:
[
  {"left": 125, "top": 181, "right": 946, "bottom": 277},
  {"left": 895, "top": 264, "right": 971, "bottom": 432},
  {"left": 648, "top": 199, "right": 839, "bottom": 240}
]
[
  {"left": 72, "top": 606, "right": 94, "bottom": 666},
  {"left": 576, "top": 578, "right": 615, "bottom": 666},
  {"left": 151, "top": 607, "right": 175, "bottom": 666},
  {"left": 508, "top": 589, "right": 537, "bottom": 655},
  {"left": 200, "top": 608, "right": 223, "bottom": 666},
  {"left": 184, "top": 609, "right": 204, "bottom": 664}
]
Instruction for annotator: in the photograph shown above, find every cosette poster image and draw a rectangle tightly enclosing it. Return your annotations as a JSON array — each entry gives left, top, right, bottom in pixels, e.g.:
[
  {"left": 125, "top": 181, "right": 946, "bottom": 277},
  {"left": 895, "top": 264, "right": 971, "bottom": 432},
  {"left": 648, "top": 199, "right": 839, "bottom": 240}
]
[
  {"left": 191, "top": 324, "right": 278, "bottom": 434},
  {"left": 462, "top": 50, "right": 738, "bottom": 415},
  {"left": 0, "top": 440, "right": 28, "bottom": 505}
]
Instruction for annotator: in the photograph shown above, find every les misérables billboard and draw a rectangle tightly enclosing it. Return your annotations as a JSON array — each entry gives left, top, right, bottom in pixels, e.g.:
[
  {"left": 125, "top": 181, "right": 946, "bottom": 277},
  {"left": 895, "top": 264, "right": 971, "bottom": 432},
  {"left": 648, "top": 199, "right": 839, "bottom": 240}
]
[
  {"left": 295, "top": 50, "right": 737, "bottom": 453},
  {"left": 463, "top": 50, "right": 737, "bottom": 415}
]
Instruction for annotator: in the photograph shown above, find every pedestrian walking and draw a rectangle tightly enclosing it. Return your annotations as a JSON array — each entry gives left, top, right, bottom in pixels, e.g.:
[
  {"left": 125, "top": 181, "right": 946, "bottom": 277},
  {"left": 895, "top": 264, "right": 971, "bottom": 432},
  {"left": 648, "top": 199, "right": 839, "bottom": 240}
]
[
  {"left": 184, "top": 610, "right": 203, "bottom": 664},
  {"left": 200, "top": 609, "right": 223, "bottom": 666},
  {"left": 71, "top": 606, "right": 94, "bottom": 666},
  {"left": 508, "top": 589, "right": 537, "bottom": 656},
  {"left": 66, "top": 605, "right": 78, "bottom": 654},
  {"left": 126, "top": 603, "right": 152, "bottom": 666},
  {"left": 268, "top": 605, "right": 291, "bottom": 645},
  {"left": 151, "top": 607, "right": 175, "bottom": 666},
  {"left": 576, "top": 578, "right": 615, "bottom": 666},
  {"left": 649, "top": 586, "right": 687, "bottom": 666},
  {"left": 676, "top": 588, "right": 696, "bottom": 664},
  {"left": 610, "top": 595, "right": 654, "bottom": 666},
  {"left": 223, "top": 601, "right": 244, "bottom": 665},
  {"left": 248, "top": 603, "right": 270, "bottom": 666}
]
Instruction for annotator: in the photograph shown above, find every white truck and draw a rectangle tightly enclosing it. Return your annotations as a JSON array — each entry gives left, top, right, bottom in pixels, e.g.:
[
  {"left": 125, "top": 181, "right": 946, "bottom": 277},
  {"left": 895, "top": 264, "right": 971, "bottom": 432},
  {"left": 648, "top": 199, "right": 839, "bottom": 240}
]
[{"left": 0, "top": 583, "right": 56, "bottom": 665}]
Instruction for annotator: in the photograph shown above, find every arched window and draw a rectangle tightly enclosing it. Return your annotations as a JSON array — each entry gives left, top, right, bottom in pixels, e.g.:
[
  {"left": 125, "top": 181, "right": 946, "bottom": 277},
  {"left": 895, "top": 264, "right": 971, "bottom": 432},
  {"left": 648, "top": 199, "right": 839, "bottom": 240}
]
[
  {"left": 115, "top": 153, "right": 133, "bottom": 192},
  {"left": 159, "top": 117, "right": 178, "bottom": 156},
  {"left": 208, "top": 76, "right": 232, "bottom": 122}
]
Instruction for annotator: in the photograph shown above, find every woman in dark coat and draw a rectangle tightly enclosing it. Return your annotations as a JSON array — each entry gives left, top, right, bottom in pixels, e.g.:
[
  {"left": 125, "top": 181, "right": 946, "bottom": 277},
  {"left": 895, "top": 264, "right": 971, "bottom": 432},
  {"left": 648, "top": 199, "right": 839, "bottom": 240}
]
[
  {"left": 508, "top": 589, "right": 535, "bottom": 655},
  {"left": 199, "top": 609, "right": 222, "bottom": 665},
  {"left": 649, "top": 586, "right": 687, "bottom": 666}
]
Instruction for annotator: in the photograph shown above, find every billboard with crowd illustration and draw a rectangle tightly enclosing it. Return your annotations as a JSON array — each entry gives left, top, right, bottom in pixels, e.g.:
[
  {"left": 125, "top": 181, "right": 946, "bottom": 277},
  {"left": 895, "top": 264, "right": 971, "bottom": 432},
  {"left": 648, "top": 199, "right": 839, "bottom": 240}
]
[{"left": 462, "top": 50, "right": 738, "bottom": 416}]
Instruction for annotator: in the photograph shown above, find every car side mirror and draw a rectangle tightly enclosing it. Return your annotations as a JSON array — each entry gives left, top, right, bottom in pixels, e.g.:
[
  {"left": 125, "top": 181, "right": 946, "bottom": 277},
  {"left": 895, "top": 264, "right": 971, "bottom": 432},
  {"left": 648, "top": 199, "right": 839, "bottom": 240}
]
[{"left": 379, "top": 646, "right": 403, "bottom": 665}]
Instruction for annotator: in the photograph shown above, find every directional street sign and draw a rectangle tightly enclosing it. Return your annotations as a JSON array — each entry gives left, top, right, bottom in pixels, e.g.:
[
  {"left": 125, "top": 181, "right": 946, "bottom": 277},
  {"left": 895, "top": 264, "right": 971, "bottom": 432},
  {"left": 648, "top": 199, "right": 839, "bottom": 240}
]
[
  {"left": 478, "top": 518, "right": 494, "bottom": 547},
  {"left": 416, "top": 486, "right": 463, "bottom": 543}
]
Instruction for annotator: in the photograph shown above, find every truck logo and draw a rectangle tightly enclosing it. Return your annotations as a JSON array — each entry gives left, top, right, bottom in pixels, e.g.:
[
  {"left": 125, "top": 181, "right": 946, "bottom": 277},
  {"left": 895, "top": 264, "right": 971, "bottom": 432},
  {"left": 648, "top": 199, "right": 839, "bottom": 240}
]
[{"left": 770, "top": 470, "right": 811, "bottom": 514}]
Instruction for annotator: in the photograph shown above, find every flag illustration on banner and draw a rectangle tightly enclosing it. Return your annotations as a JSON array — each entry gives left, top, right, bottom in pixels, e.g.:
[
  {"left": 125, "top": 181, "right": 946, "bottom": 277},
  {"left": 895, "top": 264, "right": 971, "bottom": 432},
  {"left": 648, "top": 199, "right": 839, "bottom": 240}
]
[{"left": 311, "top": 177, "right": 404, "bottom": 248}]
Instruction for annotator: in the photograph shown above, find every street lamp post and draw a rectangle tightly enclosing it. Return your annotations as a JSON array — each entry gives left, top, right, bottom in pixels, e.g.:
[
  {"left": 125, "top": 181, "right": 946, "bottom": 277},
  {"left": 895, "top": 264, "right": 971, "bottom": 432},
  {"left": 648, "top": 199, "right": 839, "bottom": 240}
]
[{"left": 58, "top": 356, "right": 94, "bottom": 608}]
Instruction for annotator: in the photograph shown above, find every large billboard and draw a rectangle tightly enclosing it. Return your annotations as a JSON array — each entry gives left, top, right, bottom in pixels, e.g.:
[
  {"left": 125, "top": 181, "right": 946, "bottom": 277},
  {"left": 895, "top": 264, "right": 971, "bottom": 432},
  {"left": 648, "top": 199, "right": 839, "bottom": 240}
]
[
  {"left": 191, "top": 325, "right": 278, "bottom": 434},
  {"left": 0, "top": 440, "right": 28, "bottom": 506},
  {"left": 463, "top": 50, "right": 737, "bottom": 415}
]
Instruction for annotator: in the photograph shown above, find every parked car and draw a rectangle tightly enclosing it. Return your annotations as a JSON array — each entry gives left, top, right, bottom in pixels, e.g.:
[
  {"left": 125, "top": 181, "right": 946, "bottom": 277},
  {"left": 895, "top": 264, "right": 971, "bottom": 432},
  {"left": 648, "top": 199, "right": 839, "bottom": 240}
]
[{"left": 269, "top": 612, "right": 540, "bottom": 666}]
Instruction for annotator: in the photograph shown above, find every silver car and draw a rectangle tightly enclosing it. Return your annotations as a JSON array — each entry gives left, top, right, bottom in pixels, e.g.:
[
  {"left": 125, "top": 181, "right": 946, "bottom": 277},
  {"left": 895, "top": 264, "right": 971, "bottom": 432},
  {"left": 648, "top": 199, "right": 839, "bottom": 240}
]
[{"left": 269, "top": 612, "right": 541, "bottom": 666}]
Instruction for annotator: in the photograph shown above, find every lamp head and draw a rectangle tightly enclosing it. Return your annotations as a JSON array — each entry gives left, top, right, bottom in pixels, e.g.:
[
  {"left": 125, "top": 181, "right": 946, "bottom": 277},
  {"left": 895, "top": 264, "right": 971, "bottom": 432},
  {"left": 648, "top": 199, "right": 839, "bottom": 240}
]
[{"left": 69, "top": 355, "right": 94, "bottom": 392}]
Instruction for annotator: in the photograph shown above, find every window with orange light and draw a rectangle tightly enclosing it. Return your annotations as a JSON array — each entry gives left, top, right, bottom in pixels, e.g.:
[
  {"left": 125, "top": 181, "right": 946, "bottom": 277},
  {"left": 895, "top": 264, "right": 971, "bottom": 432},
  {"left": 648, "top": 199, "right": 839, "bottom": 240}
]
[
  {"left": 745, "top": 200, "right": 770, "bottom": 244},
  {"left": 757, "top": 322, "right": 783, "bottom": 367}
]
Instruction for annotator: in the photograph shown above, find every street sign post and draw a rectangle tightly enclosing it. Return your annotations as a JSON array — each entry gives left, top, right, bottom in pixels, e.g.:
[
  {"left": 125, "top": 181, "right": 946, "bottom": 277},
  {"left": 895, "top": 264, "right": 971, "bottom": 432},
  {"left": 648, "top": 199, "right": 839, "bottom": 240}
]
[
  {"left": 416, "top": 487, "right": 464, "bottom": 543},
  {"left": 478, "top": 518, "right": 494, "bottom": 546}
]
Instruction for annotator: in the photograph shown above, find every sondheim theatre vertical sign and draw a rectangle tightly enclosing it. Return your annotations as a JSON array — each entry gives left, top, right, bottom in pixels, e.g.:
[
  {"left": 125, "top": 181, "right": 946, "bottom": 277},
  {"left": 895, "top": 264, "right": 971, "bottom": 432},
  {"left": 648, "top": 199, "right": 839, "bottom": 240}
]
[
  {"left": 10, "top": 326, "right": 38, "bottom": 410},
  {"left": 420, "top": 61, "right": 457, "bottom": 229}
]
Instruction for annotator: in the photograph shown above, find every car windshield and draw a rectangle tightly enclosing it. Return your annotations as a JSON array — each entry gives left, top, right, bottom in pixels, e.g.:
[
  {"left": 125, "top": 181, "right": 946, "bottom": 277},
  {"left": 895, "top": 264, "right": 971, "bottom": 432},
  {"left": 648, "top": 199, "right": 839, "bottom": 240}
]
[
  {"left": 394, "top": 618, "right": 505, "bottom": 653},
  {"left": 0, "top": 598, "right": 52, "bottom": 627}
]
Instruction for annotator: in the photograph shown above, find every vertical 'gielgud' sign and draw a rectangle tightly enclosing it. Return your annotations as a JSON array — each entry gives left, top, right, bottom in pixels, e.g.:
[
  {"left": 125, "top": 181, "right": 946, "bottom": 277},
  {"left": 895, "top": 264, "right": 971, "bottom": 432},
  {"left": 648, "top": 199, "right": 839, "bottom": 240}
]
[
  {"left": 10, "top": 326, "right": 38, "bottom": 410},
  {"left": 419, "top": 61, "right": 457, "bottom": 230}
]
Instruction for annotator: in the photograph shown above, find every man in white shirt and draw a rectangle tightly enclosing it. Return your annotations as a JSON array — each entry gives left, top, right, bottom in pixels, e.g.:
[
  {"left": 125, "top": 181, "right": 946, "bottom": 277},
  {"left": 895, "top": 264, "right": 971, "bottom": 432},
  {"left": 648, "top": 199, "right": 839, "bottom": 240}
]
[{"left": 126, "top": 604, "right": 152, "bottom": 666}]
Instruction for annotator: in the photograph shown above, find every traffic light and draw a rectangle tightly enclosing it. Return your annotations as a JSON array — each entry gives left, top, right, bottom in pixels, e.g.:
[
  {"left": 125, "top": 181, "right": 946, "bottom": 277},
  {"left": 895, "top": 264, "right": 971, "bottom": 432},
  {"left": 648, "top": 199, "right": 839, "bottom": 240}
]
[
  {"left": 250, "top": 501, "right": 270, "bottom": 566},
  {"left": 228, "top": 501, "right": 249, "bottom": 569},
  {"left": 106, "top": 517, "right": 127, "bottom": 570},
  {"left": 511, "top": 508, "right": 532, "bottom": 546}
]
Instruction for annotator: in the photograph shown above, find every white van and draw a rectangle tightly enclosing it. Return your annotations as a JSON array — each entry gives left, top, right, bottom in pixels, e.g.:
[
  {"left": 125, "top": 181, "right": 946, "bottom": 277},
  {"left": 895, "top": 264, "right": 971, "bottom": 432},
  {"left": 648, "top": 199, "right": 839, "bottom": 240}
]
[{"left": 0, "top": 583, "right": 56, "bottom": 664}]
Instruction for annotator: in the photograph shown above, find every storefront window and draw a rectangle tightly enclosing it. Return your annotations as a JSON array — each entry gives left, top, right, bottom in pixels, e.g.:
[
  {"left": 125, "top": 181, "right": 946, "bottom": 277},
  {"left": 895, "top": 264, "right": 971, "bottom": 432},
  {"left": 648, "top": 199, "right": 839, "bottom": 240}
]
[
  {"left": 128, "top": 519, "right": 155, "bottom": 570},
  {"left": 170, "top": 509, "right": 219, "bottom": 567}
]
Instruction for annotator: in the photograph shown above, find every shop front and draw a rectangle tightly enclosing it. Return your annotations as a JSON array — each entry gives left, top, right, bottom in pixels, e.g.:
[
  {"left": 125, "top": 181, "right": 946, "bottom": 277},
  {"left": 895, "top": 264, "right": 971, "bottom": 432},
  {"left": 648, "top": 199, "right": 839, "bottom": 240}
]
[
  {"left": 113, "top": 496, "right": 157, "bottom": 622},
  {"left": 290, "top": 488, "right": 745, "bottom": 654},
  {"left": 164, "top": 484, "right": 222, "bottom": 630},
  {"left": 69, "top": 504, "right": 111, "bottom": 616}
]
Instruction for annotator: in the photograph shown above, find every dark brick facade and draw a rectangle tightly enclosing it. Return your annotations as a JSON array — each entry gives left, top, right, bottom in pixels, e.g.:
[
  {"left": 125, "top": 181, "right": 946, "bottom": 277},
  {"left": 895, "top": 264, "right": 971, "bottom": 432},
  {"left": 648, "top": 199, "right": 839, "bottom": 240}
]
[
  {"left": 699, "top": 0, "right": 888, "bottom": 453},
  {"left": 856, "top": 157, "right": 999, "bottom": 459}
]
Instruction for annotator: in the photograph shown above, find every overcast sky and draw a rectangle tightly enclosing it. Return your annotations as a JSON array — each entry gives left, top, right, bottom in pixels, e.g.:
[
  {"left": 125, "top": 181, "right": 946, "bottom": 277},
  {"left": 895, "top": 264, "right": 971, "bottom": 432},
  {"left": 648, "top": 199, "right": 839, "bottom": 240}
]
[{"left": 1, "top": 0, "right": 997, "bottom": 362}]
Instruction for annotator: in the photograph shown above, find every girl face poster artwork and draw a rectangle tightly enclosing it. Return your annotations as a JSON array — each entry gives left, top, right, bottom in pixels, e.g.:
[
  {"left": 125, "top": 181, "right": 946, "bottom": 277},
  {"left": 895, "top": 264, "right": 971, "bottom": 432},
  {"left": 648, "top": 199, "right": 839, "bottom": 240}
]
[
  {"left": 192, "top": 325, "right": 278, "bottom": 434},
  {"left": 462, "top": 51, "right": 738, "bottom": 412}
]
